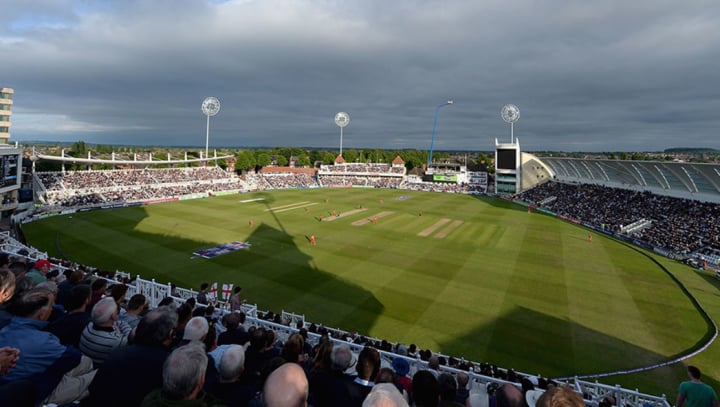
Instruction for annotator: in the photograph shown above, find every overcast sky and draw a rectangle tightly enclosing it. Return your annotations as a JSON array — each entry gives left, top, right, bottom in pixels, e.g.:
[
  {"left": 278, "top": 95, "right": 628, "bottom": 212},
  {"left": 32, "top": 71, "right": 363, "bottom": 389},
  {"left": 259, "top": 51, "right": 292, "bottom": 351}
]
[{"left": 2, "top": 0, "right": 719, "bottom": 152}]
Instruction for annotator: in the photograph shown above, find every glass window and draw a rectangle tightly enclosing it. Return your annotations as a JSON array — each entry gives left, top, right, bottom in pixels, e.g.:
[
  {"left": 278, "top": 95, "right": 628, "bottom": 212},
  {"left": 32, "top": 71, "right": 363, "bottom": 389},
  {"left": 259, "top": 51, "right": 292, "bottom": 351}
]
[
  {"left": 0, "top": 93, "right": 10, "bottom": 100},
  {"left": 0, "top": 127, "right": 8, "bottom": 132},
  {"left": 0, "top": 105, "right": 9, "bottom": 111},
  {"left": 0, "top": 116, "right": 8, "bottom": 121}
]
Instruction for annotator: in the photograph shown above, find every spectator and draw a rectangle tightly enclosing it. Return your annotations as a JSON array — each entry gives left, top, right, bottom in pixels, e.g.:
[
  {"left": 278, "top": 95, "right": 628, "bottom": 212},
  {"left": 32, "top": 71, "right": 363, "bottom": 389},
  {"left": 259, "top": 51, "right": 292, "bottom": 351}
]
[
  {"left": 0, "top": 268, "right": 15, "bottom": 329},
  {"left": 455, "top": 372, "right": 470, "bottom": 405},
  {"left": 56, "top": 269, "right": 84, "bottom": 308},
  {"left": 363, "top": 383, "right": 409, "bottom": 407},
  {"left": 281, "top": 332, "right": 307, "bottom": 364},
  {"left": 496, "top": 384, "right": 525, "bottom": 407},
  {"left": 173, "top": 303, "right": 194, "bottom": 346},
  {"left": 180, "top": 316, "right": 209, "bottom": 345},
  {"left": 535, "top": 385, "right": 584, "bottom": 407},
  {"left": 87, "top": 305, "right": 178, "bottom": 407},
  {"left": 120, "top": 293, "right": 148, "bottom": 329},
  {"left": 217, "top": 311, "right": 250, "bottom": 346},
  {"left": 9, "top": 261, "right": 28, "bottom": 280},
  {"left": 413, "top": 370, "right": 440, "bottom": 407},
  {"left": 207, "top": 344, "right": 254, "bottom": 406},
  {"left": 45, "top": 284, "right": 92, "bottom": 347},
  {"left": 392, "top": 357, "right": 412, "bottom": 399},
  {"left": 197, "top": 283, "right": 209, "bottom": 305},
  {"left": 438, "top": 373, "right": 464, "bottom": 407},
  {"left": 244, "top": 327, "right": 276, "bottom": 385},
  {"left": 229, "top": 286, "right": 244, "bottom": 311},
  {"left": 0, "top": 268, "right": 33, "bottom": 406},
  {"left": 79, "top": 297, "right": 132, "bottom": 366},
  {"left": 0, "top": 287, "right": 96, "bottom": 405},
  {"left": 109, "top": 283, "right": 129, "bottom": 309},
  {"left": 332, "top": 346, "right": 381, "bottom": 407},
  {"left": 426, "top": 355, "right": 441, "bottom": 378},
  {"left": 676, "top": 366, "right": 719, "bottom": 407},
  {"left": 27, "top": 259, "right": 52, "bottom": 285},
  {"left": 88, "top": 278, "right": 108, "bottom": 311},
  {"left": 141, "top": 343, "right": 223, "bottom": 406},
  {"left": 263, "top": 362, "right": 309, "bottom": 407},
  {"left": 377, "top": 367, "right": 409, "bottom": 402}
]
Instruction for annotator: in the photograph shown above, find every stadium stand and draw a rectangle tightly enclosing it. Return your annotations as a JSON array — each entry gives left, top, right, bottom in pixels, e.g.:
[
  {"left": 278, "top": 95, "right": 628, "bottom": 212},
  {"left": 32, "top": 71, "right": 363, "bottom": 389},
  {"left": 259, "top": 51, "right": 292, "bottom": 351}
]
[
  {"left": 35, "top": 167, "right": 247, "bottom": 208},
  {"left": 516, "top": 182, "right": 720, "bottom": 260}
]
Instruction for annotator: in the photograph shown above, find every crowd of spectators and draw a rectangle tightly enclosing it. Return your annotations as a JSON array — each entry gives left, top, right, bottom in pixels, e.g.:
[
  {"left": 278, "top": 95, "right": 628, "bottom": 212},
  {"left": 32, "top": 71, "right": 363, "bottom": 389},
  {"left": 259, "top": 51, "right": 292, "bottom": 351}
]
[
  {"left": 36, "top": 163, "right": 492, "bottom": 209},
  {"left": 318, "top": 163, "right": 405, "bottom": 175},
  {"left": 318, "top": 175, "right": 404, "bottom": 189},
  {"left": 246, "top": 173, "right": 319, "bottom": 190},
  {"left": 0, "top": 252, "right": 592, "bottom": 407},
  {"left": 316, "top": 163, "right": 405, "bottom": 189},
  {"left": 39, "top": 167, "right": 233, "bottom": 191},
  {"left": 37, "top": 167, "right": 247, "bottom": 207},
  {"left": 517, "top": 182, "right": 720, "bottom": 255},
  {"left": 405, "top": 182, "right": 465, "bottom": 193}
]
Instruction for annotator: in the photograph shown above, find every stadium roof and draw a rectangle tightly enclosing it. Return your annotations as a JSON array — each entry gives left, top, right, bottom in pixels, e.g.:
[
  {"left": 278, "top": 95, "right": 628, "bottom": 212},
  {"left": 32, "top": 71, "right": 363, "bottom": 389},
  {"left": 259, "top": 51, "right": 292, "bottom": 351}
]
[{"left": 537, "top": 157, "right": 720, "bottom": 203}]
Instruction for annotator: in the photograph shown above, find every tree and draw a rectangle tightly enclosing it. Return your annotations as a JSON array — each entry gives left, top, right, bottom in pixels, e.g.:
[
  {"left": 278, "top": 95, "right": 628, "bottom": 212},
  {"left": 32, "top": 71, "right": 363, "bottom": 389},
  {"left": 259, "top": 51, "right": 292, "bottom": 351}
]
[
  {"left": 322, "top": 152, "right": 336, "bottom": 164},
  {"left": 69, "top": 141, "right": 87, "bottom": 158},
  {"left": 256, "top": 152, "right": 272, "bottom": 167},
  {"left": 235, "top": 150, "right": 256, "bottom": 171},
  {"left": 296, "top": 154, "right": 311, "bottom": 167},
  {"left": 276, "top": 155, "right": 288, "bottom": 166}
]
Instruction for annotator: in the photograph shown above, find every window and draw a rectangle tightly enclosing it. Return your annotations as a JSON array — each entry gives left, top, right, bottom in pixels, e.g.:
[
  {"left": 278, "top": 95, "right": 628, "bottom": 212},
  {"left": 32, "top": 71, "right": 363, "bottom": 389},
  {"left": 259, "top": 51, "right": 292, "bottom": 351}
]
[
  {"left": 0, "top": 127, "right": 7, "bottom": 133},
  {"left": 0, "top": 105, "right": 10, "bottom": 111}
]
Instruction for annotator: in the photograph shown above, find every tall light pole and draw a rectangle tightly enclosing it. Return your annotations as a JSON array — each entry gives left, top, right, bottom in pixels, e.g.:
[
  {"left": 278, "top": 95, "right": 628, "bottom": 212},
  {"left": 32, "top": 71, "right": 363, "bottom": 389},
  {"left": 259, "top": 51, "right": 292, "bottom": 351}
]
[
  {"left": 335, "top": 112, "right": 350, "bottom": 157},
  {"left": 201, "top": 97, "right": 220, "bottom": 161},
  {"left": 428, "top": 99, "right": 454, "bottom": 166}
]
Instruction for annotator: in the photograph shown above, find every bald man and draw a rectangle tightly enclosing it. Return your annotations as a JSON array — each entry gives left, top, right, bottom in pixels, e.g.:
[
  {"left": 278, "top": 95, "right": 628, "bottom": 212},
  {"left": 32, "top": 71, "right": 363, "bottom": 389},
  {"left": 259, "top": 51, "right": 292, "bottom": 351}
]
[{"left": 264, "top": 363, "right": 309, "bottom": 407}]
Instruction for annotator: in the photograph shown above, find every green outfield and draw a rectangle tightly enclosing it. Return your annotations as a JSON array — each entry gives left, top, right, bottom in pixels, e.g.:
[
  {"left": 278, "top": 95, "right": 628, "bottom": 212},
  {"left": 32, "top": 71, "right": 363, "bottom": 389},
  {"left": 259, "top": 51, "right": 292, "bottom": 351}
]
[{"left": 21, "top": 188, "right": 718, "bottom": 396}]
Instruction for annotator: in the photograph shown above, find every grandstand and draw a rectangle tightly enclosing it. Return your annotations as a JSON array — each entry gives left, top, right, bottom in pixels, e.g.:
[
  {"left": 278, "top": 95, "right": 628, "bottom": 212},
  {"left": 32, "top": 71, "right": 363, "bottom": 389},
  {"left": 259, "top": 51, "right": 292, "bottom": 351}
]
[{"left": 5, "top": 151, "right": 720, "bottom": 406}]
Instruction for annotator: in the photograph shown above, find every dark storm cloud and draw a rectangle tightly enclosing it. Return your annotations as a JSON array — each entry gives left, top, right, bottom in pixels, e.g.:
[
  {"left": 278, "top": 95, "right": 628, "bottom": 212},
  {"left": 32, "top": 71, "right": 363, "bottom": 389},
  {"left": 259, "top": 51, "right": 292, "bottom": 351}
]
[{"left": 2, "top": 0, "right": 719, "bottom": 151}]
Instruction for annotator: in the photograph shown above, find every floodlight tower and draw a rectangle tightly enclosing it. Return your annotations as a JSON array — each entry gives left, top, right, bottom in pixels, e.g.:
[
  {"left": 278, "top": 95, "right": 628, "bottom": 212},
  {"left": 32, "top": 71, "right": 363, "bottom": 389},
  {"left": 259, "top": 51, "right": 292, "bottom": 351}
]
[
  {"left": 335, "top": 112, "right": 350, "bottom": 157},
  {"left": 201, "top": 97, "right": 221, "bottom": 160},
  {"left": 501, "top": 104, "right": 520, "bottom": 143},
  {"left": 428, "top": 99, "right": 454, "bottom": 166}
]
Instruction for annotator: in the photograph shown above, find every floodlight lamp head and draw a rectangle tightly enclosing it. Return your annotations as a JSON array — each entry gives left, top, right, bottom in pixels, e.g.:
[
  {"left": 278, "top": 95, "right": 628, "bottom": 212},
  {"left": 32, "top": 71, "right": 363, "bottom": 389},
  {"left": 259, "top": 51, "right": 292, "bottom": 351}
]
[
  {"left": 335, "top": 112, "right": 350, "bottom": 128},
  {"left": 501, "top": 104, "right": 520, "bottom": 123},
  {"left": 202, "top": 97, "right": 220, "bottom": 117},
  {"left": 447, "top": 100, "right": 454, "bottom": 105}
]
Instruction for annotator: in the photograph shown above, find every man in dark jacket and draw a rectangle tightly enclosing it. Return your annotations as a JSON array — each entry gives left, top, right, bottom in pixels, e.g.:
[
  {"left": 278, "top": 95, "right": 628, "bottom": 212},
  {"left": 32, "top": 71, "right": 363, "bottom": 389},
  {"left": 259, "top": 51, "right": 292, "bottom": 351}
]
[{"left": 87, "top": 305, "right": 178, "bottom": 406}]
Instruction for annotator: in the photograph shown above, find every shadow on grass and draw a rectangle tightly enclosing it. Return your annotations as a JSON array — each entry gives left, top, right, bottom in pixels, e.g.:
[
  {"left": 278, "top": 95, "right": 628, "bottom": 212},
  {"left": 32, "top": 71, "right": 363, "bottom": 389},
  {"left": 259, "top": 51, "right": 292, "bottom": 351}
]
[
  {"left": 694, "top": 269, "right": 720, "bottom": 293},
  {"left": 471, "top": 195, "right": 529, "bottom": 212},
  {"left": 25, "top": 205, "right": 385, "bottom": 336},
  {"left": 440, "top": 305, "right": 699, "bottom": 395}
]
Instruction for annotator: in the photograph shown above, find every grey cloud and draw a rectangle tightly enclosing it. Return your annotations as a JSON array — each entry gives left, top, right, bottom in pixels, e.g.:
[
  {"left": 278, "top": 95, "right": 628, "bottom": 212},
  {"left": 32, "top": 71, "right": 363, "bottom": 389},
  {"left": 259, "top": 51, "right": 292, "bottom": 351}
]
[{"left": 3, "top": 0, "right": 720, "bottom": 151}]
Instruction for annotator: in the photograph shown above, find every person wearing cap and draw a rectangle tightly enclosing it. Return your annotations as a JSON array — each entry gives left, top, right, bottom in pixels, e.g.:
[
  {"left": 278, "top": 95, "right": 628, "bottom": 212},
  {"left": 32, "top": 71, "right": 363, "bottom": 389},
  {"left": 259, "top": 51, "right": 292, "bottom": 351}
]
[
  {"left": 392, "top": 357, "right": 413, "bottom": 399},
  {"left": 27, "top": 259, "right": 53, "bottom": 285}
]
